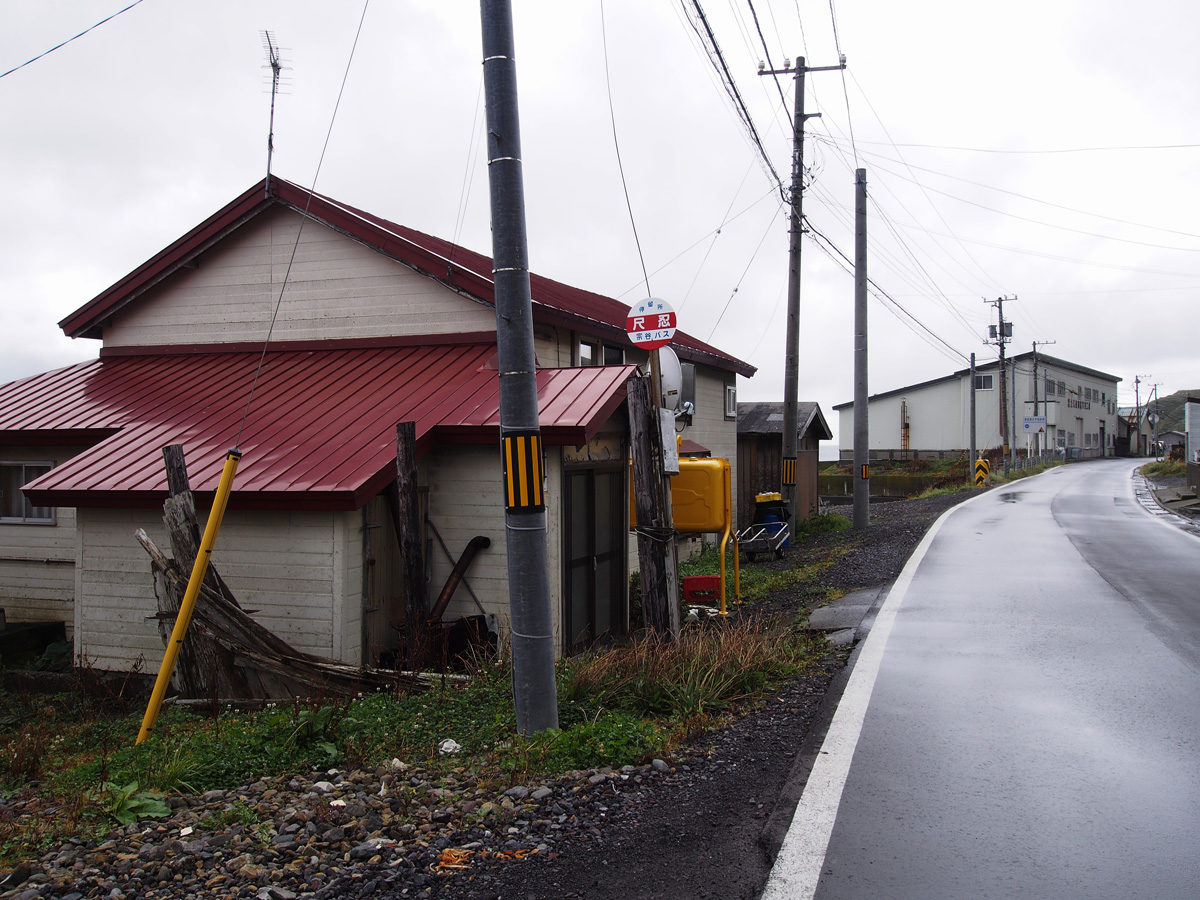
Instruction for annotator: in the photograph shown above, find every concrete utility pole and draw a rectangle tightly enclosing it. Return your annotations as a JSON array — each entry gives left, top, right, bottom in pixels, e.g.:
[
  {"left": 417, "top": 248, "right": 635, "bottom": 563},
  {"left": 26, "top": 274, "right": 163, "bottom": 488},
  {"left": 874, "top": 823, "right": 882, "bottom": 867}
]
[
  {"left": 1031, "top": 340, "right": 1055, "bottom": 458},
  {"left": 1133, "top": 374, "right": 1145, "bottom": 456},
  {"left": 852, "top": 169, "right": 869, "bottom": 530},
  {"left": 480, "top": 0, "right": 557, "bottom": 734},
  {"left": 1147, "top": 384, "right": 1156, "bottom": 460},
  {"left": 969, "top": 353, "right": 977, "bottom": 471},
  {"left": 1011, "top": 359, "right": 1019, "bottom": 469},
  {"left": 986, "top": 297, "right": 1014, "bottom": 472},
  {"left": 758, "top": 54, "right": 845, "bottom": 525}
]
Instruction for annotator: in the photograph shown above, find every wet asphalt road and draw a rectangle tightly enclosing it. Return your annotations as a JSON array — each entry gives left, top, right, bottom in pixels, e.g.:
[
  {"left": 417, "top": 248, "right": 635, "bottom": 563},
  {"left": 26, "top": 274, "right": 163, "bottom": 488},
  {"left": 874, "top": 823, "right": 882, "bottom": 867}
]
[{"left": 766, "top": 460, "right": 1200, "bottom": 899}]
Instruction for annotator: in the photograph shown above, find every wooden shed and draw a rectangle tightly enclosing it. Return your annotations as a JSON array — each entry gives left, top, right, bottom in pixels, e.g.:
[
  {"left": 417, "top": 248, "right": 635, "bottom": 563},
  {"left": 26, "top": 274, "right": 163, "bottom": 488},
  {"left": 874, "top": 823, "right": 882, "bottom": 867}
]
[{"left": 736, "top": 401, "right": 831, "bottom": 528}]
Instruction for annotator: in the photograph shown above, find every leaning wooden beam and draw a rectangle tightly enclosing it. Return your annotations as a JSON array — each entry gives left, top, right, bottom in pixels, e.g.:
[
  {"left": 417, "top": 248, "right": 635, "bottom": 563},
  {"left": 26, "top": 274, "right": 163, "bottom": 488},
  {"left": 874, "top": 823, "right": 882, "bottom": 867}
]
[
  {"left": 137, "top": 529, "right": 426, "bottom": 698},
  {"left": 157, "top": 445, "right": 251, "bottom": 700}
]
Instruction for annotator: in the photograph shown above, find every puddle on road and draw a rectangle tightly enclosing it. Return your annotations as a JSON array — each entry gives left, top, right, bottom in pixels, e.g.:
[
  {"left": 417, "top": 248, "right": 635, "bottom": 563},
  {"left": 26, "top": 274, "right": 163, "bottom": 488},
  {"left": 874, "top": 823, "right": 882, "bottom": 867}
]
[{"left": 999, "top": 491, "right": 1026, "bottom": 503}]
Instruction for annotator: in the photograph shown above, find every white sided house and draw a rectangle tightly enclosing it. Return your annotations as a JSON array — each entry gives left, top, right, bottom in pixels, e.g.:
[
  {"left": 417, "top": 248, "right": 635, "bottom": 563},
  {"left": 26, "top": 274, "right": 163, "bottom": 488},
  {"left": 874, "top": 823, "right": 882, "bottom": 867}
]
[
  {"left": 0, "top": 178, "right": 754, "bottom": 671},
  {"left": 834, "top": 352, "right": 1121, "bottom": 461}
]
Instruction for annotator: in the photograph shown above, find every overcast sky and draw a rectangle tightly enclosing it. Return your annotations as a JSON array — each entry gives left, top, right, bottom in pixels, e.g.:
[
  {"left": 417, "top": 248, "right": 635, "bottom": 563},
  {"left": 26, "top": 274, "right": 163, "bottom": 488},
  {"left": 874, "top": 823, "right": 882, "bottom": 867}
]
[{"left": 3, "top": 1, "right": 1197, "bottom": 450}]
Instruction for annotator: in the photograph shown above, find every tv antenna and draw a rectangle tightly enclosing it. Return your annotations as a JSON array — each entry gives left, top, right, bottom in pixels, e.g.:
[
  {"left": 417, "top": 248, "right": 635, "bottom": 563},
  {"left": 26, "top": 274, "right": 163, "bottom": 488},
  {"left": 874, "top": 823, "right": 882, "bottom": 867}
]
[{"left": 261, "top": 31, "right": 290, "bottom": 195}]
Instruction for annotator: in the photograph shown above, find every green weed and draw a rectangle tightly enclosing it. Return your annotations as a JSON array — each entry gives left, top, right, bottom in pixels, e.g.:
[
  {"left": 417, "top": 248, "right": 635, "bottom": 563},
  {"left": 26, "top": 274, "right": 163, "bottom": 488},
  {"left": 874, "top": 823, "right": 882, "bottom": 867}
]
[{"left": 87, "top": 781, "right": 170, "bottom": 827}]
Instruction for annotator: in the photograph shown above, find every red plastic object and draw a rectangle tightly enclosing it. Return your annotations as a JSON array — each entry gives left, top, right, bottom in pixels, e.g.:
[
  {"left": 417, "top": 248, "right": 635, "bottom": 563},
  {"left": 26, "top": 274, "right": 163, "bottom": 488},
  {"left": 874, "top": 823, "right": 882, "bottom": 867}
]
[{"left": 682, "top": 575, "right": 720, "bottom": 603}]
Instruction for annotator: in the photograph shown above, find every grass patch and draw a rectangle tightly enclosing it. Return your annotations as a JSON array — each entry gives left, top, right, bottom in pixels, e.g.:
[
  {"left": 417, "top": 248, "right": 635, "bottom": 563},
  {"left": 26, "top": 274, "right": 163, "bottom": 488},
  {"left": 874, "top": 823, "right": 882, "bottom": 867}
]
[
  {"left": 1141, "top": 459, "right": 1188, "bottom": 478},
  {"left": 913, "top": 482, "right": 976, "bottom": 500},
  {"left": 561, "top": 618, "right": 819, "bottom": 725},
  {"left": 0, "top": 620, "right": 824, "bottom": 864},
  {"left": 680, "top": 518, "right": 851, "bottom": 605}
]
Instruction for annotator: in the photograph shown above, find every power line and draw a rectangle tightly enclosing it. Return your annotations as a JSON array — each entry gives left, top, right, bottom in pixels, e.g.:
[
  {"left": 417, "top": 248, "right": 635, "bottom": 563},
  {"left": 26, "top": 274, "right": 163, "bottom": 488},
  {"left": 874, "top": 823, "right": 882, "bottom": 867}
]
[
  {"left": 745, "top": 0, "right": 790, "bottom": 114},
  {"left": 851, "top": 141, "right": 1200, "bottom": 155},
  {"left": 681, "top": 0, "right": 785, "bottom": 197},
  {"left": 600, "top": 0, "right": 652, "bottom": 296},
  {"left": 818, "top": 135, "right": 1200, "bottom": 241},
  {"left": 705, "top": 204, "right": 782, "bottom": 341},
  {"left": 825, "top": 0, "right": 857, "bottom": 168},
  {"left": 806, "top": 219, "right": 971, "bottom": 364},
  {"left": 1, "top": 0, "right": 148, "bottom": 80}
]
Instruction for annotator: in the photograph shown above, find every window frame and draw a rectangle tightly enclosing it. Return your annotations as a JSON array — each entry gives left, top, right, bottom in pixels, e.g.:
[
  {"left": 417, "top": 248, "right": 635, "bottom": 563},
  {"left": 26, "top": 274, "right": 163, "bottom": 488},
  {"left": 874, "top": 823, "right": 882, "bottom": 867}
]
[
  {"left": 0, "top": 461, "right": 56, "bottom": 525},
  {"left": 974, "top": 374, "right": 994, "bottom": 391}
]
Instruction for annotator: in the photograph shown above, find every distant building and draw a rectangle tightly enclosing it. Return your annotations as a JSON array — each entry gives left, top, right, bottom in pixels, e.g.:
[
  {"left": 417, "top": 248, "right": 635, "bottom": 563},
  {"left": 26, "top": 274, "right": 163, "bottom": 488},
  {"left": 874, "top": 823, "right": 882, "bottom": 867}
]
[{"left": 834, "top": 353, "right": 1121, "bottom": 460}]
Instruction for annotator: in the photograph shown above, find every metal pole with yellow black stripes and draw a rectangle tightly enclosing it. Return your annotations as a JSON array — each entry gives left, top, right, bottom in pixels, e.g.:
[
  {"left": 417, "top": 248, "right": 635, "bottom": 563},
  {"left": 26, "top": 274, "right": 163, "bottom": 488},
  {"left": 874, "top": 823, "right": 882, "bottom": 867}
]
[{"left": 482, "top": 0, "right": 558, "bottom": 735}]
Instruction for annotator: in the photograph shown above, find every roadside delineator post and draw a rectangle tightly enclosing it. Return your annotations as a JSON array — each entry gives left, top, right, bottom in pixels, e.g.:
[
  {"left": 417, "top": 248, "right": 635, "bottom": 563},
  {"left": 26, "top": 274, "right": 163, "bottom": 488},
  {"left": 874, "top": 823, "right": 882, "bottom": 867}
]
[{"left": 974, "top": 457, "right": 990, "bottom": 487}]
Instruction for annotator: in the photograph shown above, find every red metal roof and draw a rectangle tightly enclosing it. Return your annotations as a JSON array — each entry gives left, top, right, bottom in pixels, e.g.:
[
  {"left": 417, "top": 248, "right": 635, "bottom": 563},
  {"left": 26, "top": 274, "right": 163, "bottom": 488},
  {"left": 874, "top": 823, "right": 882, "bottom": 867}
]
[
  {"left": 4, "top": 341, "right": 637, "bottom": 511},
  {"left": 58, "top": 178, "right": 755, "bottom": 378}
]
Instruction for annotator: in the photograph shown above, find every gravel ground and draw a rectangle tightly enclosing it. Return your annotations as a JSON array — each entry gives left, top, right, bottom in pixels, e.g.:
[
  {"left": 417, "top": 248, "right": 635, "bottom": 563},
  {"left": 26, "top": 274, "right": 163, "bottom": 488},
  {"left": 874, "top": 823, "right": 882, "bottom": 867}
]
[{"left": 0, "top": 491, "right": 974, "bottom": 900}]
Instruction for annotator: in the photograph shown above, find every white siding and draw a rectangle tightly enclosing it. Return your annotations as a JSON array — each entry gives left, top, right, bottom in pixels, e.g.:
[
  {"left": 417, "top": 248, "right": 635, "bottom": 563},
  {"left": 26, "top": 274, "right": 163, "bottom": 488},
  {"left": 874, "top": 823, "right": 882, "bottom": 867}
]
[
  {"left": 76, "top": 508, "right": 170, "bottom": 672},
  {"left": 75, "top": 506, "right": 358, "bottom": 673},
  {"left": 424, "top": 445, "right": 514, "bottom": 630},
  {"left": 836, "top": 361, "right": 1119, "bottom": 456},
  {"left": 423, "top": 444, "right": 568, "bottom": 650},
  {"left": 103, "top": 208, "right": 496, "bottom": 348},
  {"left": 340, "top": 510, "right": 365, "bottom": 665},
  {"left": 0, "top": 446, "right": 89, "bottom": 633}
]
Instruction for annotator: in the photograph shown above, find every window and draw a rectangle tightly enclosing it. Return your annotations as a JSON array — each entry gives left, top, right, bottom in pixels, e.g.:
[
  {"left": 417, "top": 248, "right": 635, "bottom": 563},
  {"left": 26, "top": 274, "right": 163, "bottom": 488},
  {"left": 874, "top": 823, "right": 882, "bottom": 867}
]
[
  {"left": 0, "top": 462, "right": 54, "bottom": 524},
  {"left": 602, "top": 345, "right": 625, "bottom": 366},
  {"left": 724, "top": 383, "right": 737, "bottom": 419},
  {"left": 974, "top": 374, "right": 994, "bottom": 390},
  {"left": 578, "top": 340, "right": 625, "bottom": 366},
  {"left": 1057, "top": 380, "right": 1066, "bottom": 397}
]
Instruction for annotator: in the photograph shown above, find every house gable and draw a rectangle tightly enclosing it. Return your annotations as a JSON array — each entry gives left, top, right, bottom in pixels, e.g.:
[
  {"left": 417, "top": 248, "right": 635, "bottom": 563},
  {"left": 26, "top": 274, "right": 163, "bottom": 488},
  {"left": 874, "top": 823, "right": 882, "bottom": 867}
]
[{"left": 102, "top": 206, "right": 496, "bottom": 349}]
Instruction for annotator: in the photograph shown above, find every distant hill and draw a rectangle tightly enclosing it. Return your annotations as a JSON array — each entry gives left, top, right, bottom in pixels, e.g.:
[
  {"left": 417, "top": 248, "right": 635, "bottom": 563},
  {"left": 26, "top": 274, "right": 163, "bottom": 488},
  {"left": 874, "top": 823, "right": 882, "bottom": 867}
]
[{"left": 1147, "top": 390, "right": 1200, "bottom": 433}]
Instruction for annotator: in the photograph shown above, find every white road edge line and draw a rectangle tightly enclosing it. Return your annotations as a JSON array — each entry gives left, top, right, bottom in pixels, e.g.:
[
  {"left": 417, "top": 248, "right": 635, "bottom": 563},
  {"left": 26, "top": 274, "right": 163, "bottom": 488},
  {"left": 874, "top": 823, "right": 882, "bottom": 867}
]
[{"left": 760, "top": 491, "right": 988, "bottom": 900}]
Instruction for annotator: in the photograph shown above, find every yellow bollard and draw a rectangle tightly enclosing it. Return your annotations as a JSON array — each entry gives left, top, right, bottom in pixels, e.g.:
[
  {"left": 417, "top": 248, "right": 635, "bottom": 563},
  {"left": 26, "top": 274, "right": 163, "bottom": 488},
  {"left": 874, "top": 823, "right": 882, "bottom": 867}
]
[{"left": 137, "top": 449, "right": 241, "bottom": 744}]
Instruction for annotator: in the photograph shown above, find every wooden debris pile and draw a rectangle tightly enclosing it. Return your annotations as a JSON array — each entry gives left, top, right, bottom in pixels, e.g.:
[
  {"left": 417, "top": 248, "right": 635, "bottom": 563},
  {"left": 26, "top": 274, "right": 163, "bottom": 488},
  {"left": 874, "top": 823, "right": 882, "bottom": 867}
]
[{"left": 137, "top": 445, "right": 424, "bottom": 700}]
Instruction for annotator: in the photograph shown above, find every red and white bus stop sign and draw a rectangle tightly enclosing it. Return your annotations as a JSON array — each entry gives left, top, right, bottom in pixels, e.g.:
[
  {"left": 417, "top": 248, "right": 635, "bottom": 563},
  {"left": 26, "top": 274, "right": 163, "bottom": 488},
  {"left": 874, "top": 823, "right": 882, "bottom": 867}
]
[{"left": 626, "top": 298, "right": 677, "bottom": 350}]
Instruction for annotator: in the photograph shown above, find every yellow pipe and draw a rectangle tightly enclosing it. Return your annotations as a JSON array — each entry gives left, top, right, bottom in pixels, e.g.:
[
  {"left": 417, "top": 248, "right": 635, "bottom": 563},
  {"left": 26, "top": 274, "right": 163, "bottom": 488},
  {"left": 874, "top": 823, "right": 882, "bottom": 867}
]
[
  {"left": 719, "top": 522, "right": 730, "bottom": 616},
  {"left": 137, "top": 449, "right": 241, "bottom": 744}
]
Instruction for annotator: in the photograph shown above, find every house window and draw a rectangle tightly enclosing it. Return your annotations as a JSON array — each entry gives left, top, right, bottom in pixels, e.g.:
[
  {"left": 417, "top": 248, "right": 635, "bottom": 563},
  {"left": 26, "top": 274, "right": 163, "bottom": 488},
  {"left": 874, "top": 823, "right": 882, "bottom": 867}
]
[
  {"left": 0, "top": 462, "right": 55, "bottom": 524},
  {"left": 1057, "top": 381, "right": 1066, "bottom": 397},
  {"left": 603, "top": 345, "right": 625, "bottom": 365},
  {"left": 724, "top": 383, "right": 737, "bottom": 419},
  {"left": 974, "top": 374, "right": 994, "bottom": 390},
  {"left": 578, "top": 340, "right": 625, "bottom": 367}
]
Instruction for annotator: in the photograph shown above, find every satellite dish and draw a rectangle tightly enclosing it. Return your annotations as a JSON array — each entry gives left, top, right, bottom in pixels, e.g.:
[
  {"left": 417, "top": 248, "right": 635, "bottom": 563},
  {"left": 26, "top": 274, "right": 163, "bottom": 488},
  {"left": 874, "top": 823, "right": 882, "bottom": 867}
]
[{"left": 659, "top": 346, "right": 682, "bottom": 411}]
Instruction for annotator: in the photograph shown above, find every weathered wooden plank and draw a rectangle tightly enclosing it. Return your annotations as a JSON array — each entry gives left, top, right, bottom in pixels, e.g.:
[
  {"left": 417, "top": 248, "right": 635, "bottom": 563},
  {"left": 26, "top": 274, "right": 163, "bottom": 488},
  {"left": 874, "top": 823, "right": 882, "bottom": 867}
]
[
  {"left": 135, "top": 529, "right": 424, "bottom": 698},
  {"left": 628, "top": 374, "right": 681, "bottom": 636},
  {"left": 395, "top": 422, "right": 425, "bottom": 666}
]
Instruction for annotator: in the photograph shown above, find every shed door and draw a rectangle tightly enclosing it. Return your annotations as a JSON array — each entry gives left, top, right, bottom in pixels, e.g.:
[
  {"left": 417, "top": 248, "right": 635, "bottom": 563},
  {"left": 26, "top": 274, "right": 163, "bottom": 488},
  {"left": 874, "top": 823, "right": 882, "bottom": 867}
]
[{"left": 564, "top": 467, "right": 626, "bottom": 653}]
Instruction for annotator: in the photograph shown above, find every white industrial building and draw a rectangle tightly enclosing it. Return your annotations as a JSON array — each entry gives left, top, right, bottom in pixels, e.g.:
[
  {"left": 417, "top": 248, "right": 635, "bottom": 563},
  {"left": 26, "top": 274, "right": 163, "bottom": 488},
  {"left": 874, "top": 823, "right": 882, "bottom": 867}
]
[{"left": 834, "top": 353, "right": 1121, "bottom": 461}]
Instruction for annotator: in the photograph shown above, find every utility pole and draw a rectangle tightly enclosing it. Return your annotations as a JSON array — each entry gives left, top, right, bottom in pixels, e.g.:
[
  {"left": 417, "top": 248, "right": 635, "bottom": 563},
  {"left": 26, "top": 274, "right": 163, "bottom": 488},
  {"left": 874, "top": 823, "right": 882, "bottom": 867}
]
[
  {"left": 758, "top": 54, "right": 845, "bottom": 525},
  {"left": 1031, "top": 340, "right": 1056, "bottom": 459},
  {"left": 969, "top": 353, "right": 977, "bottom": 472},
  {"left": 480, "top": 0, "right": 557, "bottom": 734},
  {"left": 1151, "top": 383, "right": 1161, "bottom": 459},
  {"left": 1133, "top": 374, "right": 1144, "bottom": 456},
  {"left": 852, "top": 168, "right": 869, "bottom": 530},
  {"left": 985, "top": 297, "right": 1014, "bottom": 472},
  {"left": 1011, "top": 360, "right": 1019, "bottom": 469}
]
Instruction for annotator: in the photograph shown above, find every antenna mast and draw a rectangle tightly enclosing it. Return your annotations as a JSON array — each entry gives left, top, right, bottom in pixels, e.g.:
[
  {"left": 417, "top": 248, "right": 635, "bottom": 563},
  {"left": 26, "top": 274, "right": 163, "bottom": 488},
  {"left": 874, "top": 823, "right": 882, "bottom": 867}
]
[{"left": 262, "top": 31, "right": 284, "bottom": 196}]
